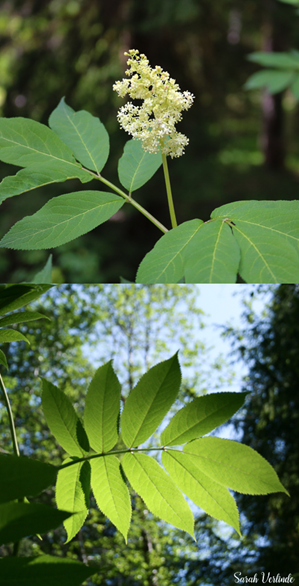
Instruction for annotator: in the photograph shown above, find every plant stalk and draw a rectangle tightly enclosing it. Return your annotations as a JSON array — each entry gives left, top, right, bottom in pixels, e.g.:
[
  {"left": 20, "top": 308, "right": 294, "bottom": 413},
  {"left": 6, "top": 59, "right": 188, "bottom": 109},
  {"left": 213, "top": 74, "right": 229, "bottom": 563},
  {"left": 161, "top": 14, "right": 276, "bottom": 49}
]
[
  {"left": 81, "top": 167, "right": 168, "bottom": 234},
  {"left": 161, "top": 149, "right": 177, "bottom": 229},
  {"left": 58, "top": 446, "right": 178, "bottom": 470},
  {"left": 0, "top": 372, "right": 20, "bottom": 457}
]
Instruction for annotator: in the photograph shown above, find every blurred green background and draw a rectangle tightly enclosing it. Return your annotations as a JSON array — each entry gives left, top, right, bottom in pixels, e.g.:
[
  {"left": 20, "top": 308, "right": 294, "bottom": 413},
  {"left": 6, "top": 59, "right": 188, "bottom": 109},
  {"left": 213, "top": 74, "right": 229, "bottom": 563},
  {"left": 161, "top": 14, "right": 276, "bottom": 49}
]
[{"left": 1, "top": 0, "right": 299, "bottom": 283}]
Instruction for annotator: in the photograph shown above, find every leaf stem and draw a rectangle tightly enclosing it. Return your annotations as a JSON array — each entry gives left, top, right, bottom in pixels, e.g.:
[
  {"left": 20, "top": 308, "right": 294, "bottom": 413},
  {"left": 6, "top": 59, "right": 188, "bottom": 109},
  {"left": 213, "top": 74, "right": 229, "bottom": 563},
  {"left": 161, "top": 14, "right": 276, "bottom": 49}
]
[
  {"left": 58, "top": 446, "right": 170, "bottom": 470},
  {"left": 0, "top": 372, "right": 20, "bottom": 457},
  {"left": 160, "top": 146, "right": 177, "bottom": 229},
  {"left": 81, "top": 167, "right": 168, "bottom": 234}
]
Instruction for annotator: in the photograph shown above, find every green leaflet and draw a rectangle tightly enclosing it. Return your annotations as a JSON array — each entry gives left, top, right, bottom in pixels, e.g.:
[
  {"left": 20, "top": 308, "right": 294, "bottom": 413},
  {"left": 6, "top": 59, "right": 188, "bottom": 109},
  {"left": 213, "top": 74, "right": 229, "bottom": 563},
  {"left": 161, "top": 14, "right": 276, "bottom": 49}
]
[
  {"left": 0, "top": 118, "right": 76, "bottom": 167},
  {"left": 0, "top": 191, "right": 125, "bottom": 250},
  {"left": 183, "top": 220, "right": 240, "bottom": 283},
  {"left": 212, "top": 200, "right": 299, "bottom": 283},
  {"left": 0, "top": 311, "right": 49, "bottom": 328},
  {"left": 247, "top": 51, "right": 299, "bottom": 69},
  {"left": 84, "top": 360, "right": 121, "bottom": 453},
  {"left": 56, "top": 459, "right": 90, "bottom": 543},
  {"left": 49, "top": 98, "right": 109, "bottom": 174},
  {"left": 244, "top": 69, "right": 295, "bottom": 93},
  {"left": 162, "top": 450, "right": 240, "bottom": 535},
  {"left": 121, "top": 353, "right": 181, "bottom": 447},
  {"left": 0, "top": 502, "right": 72, "bottom": 545},
  {"left": 31, "top": 255, "right": 53, "bottom": 284},
  {"left": 160, "top": 392, "right": 248, "bottom": 446},
  {"left": 0, "top": 329, "right": 29, "bottom": 344},
  {"left": 136, "top": 219, "right": 203, "bottom": 283},
  {"left": 91, "top": 455, "right": 131, "bottom": 542},
  {"left": 0, "top": 555, "right": 97, "bottom": 586},
  {"left": 0, "top": 162, "right": 92, "bottom": 206},
  {"left": 0, "top": 349, "right": 8, "bottom": 369},
  {"left": 41, "top": 379, "right": 89, "bottom": 457},
  {"left": 118, "top": 139, "right": 162, "bottom": 192},
  {"left": 122, "top": 452, "right": 194, "bottom": 538},
  {"left": 0, "top": 454, "right": 57, "bottom": 504},
  {"left": 0, "top": 284, "right": 51, "bottom": 315},
  {"left": 184, "top": 437, "right": 289, "bottom": 495}
]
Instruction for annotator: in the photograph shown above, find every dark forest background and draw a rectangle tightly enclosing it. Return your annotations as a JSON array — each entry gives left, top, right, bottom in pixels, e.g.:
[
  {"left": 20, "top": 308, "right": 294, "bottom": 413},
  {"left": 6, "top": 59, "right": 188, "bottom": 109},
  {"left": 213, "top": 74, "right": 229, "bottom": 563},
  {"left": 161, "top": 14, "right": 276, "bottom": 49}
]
[{"left": 1, "top": 0, "right": 299, "bottom": 282}]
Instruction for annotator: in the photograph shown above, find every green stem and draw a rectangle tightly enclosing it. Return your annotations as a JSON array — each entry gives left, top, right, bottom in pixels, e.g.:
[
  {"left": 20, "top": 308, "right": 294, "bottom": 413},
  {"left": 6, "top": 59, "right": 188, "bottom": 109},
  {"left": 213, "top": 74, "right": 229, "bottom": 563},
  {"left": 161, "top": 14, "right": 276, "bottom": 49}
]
[
  {"left": 58, "top": 446, "right": 175, "bottom": 470},
  {"left": 0, "top": 372, "right": 20, "bottom": 457},
  {"left": 0, "top": 371, "right": 21, "bottom": 556},
  {"left": 161, "top": 148, "right": 177, "bottom": 229},
  {"left": 81, "top": 167, "right": 168, "bottom": 234}
]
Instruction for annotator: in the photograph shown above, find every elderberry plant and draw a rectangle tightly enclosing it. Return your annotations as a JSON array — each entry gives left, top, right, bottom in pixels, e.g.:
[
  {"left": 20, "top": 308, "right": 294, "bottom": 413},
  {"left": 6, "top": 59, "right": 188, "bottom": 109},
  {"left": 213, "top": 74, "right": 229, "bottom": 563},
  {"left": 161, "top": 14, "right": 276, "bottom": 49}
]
[{"left": 0, "top": 50, "right": 299, "bottom": 283}]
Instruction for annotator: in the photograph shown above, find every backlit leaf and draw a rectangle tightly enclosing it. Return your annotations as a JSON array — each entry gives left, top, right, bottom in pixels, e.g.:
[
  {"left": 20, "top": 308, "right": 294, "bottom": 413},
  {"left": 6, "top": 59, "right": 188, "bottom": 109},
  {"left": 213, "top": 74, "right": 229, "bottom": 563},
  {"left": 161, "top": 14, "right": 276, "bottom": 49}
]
[
  {"left": 0, "top": 454, "right": 57, "bottom": 504},
  {"left": 184, "top": 437, "right": 289, "bottom": 495},
  {"left": 49, "top": 98, "right": 109, "bottom": 174},
  {"left": 0, "top": 349, "right": 8, "bottom": 369},
  {"left": 136, "top": 219, "right": 203, "bottom": 283},
  {"left": 41, "top": 378, "right": 89, "bottom": 457},
  {"left": 121, "top": 353, "right": 181, "bottom": 447},
  {"left": 0, "top": 191, "right": 125, "bottom": 250},
  {"left": 84, "top": 361, "right": 121, "bottom": 453},
  {"left": 56, "top": 459, "right": 90, "bottom": 543},
  {"left": 0, "top": 329, "right": 29, "bottom": 344},
  {"left": 161, "top": 392, "right": 248, "bottom": 446},
  {"left": 247, "top": 51, "right": 299, "bottom": 69},
  {"left": 91, "top": 455, "right": 131, "bottom": 542},
  {"left": 183, "top": 220, "right": 240, "bottom": 283},
  {"left": 122, "top": 452, "right": 194, "bottom": 537},
  {"left": 118, "top": 139, "right": 162, "bottom": 192},
  {"left": 0, "top": 502, "right": 72, "bottom": 545},
  {"left": 0, "top": 284, "right": 51, "bottom": 316},
  {"left": 162, "top": 450, "right": 240, "bottom": 535},
  {"left": 0, "top": 311, "right": 49, "bottom": 327}
]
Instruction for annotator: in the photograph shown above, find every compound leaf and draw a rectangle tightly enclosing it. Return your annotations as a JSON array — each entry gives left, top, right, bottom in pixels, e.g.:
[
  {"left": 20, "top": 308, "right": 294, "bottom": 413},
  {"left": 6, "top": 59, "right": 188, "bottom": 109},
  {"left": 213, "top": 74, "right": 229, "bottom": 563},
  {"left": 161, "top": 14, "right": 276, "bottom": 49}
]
[
  {"left": 0, "top": 502, "right": 73, "bottom": 545},
  {"left": 161, "top": 392, "right": 248, "bottom": 446},
  {"left": 41, "top": 378, "right": 89, "bottom": 457},
  {"left": 162, "top": 450, "right": 240, "bottom": 535},
  {"left": 122, "top": 452, "right": 194, "bottom": 538},
  {"left": 0, "top": 555, "right": 98, "bottom": 586},
  {"left": 49, "top": 98, "right": 109, "bottom": 174},
  {"left": 84, "top": 361, "right": 121, "bottom": 453},
  {"left": 212, "top": 200, "right": 299, "bottom": 283},
  {"left": 121, "top": 353, "right": 181, "bottom": 447},
  {"left": 118, "top": 139, "right": 162, "bottom": 192},
  {"left": 56, "top": 459, "right": 90, "bottom": 543},
  {"left": 0, "top": 454, "right": 57, "bottom": 504},
  {"left": 184, "top": 437, "right": 289, "bottom": 495},
  {"left": 136, "top": 219, "right": 203, "bottom": 283},
  {"left": 91, "top": 455, "right": 131, "bottom": 542},
  {"left": 183, "top": 220, "right": 240, "bottom": 283},
  {"left": 0, "top": 191, "right": 125, "bottom": 250}
]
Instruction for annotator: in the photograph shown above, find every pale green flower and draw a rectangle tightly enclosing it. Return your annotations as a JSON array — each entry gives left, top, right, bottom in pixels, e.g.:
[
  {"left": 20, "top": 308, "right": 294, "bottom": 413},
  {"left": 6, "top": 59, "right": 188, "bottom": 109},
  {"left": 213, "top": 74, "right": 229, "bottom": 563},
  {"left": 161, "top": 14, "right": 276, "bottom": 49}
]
[{"left": 113, "top": 49, "right": 194, "bottom": 158}]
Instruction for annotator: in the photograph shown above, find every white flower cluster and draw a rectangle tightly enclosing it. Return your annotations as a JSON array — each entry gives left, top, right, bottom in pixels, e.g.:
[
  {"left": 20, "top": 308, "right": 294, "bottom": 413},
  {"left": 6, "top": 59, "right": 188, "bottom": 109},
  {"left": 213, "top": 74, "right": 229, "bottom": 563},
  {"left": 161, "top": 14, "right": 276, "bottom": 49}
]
[{"left": 113, "top": 49, "right": 194, "bottom": 158}]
